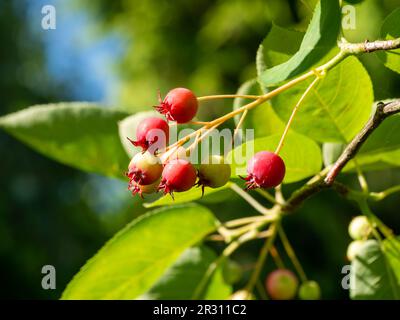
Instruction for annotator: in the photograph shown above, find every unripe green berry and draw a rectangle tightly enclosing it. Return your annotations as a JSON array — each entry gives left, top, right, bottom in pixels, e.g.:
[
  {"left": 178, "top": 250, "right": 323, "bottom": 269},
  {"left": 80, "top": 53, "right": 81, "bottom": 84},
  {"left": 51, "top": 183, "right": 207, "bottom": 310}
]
[
  {"left": 348, "top": 216, "right": 372, "bottom": 240},
  {"left": 347, "top": 240, "right": 366, "bottom": 261},
  {"left": 299, "top": 281, "right": 321, "bottom": 300},
  {"left": 198, "top": 155, "right": 231, "bottom": 189},
  {"left": 222, "top": 259, "right": 242, "bottom": 285}
]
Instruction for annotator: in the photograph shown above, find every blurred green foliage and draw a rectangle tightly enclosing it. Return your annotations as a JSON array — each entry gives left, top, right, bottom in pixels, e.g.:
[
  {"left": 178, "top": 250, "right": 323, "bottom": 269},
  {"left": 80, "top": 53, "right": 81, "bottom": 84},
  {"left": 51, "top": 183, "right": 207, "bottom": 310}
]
[{"left": 0, "top": 0, "right": 399, "bottom": 299}]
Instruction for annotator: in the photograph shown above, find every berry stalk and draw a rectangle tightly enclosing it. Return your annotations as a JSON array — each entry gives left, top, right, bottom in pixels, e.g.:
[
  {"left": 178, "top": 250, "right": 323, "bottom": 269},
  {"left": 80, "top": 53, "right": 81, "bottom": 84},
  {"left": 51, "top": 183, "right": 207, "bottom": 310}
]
[
  {"left": 197, "top": 94, "right": 260, "bottom": 102},
  {"left": 243, "top": 222, "right": 279, "bottom": 297},
  {"left": 275, "top": 76, "right": 320, "bottom": 155},
  {"left": 278, "top": 226, "right": 308, "bottom": 283}
]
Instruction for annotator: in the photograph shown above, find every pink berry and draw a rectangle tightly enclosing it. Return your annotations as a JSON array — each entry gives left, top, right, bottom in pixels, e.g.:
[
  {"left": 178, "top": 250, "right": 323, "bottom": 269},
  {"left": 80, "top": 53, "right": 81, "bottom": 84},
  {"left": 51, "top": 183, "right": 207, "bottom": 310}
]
[
  {"left": 243, "top": 151, "right": 285, "bottom": 189},
  {"left": 155, "top": 88, "right": 198, "bottom": 123},
  {"left": 128, "top": 117, "right": 169, "bottom": 153},
  {"left": 266, "top": 269, "right": 298, "bottom": 300},
  {"left": 158, "top": 159, "right": 197, "bottom": 196},
  {"left": 127, "top": 152, "right": 163, "bottom": 186}
]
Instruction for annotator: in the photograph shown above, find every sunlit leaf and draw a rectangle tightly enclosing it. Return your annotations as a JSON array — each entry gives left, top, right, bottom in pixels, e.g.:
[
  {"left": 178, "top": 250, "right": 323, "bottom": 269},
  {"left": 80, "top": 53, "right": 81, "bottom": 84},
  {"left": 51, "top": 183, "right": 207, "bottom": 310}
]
[
  {"left": 62, "top": 204, "right": 218, "bottom": 299},
  {"left": 256, "top": 24, "right": 304, "bottom": 77},
  {"left": 271, "top": 57, "right": 373, "bottom": 143},
  {"left": 323, "top": 142, "right": 346, "bottom": 167},
  {"left": 356, "top": 114, "right": 400, "bottom": 165},
  {"left": 377, "top": 8, "right": 400, "bottom": 74},
  {"left": 233, "top": 79, "right": 284, "bottom": 139},
  {"left": 0, "top": 103, "right": 129, "bottom": 179},
  {"left": 259, "top": 0, "right": 341, "bottom": 87},
  {"left": 144, "top": 183, "right": 231, "bottom": 208},
  {"left": 140, "top": 246, "right": 231, "bottom": 300}
]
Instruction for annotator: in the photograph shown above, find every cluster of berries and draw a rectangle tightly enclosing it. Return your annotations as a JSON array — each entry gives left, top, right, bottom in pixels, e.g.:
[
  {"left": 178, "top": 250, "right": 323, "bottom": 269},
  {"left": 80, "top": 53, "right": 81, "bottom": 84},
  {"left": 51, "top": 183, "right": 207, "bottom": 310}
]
[
  {"left": 265, "top": 269, "right": 320, "bottom": 300},
  {"left": 225, "top": 261, "right": 321, "bottom": 300},
  {"left": 126, "top": 88, "right": 286, "bottom": 198},
  {"left": 346, "top": 215, "right": 372, "bottom": 261}
]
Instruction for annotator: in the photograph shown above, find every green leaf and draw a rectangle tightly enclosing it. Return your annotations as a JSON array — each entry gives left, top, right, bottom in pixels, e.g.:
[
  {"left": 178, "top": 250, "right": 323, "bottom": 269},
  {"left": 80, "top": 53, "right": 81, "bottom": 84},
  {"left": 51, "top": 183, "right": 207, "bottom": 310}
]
[
  {"left": 256, "top": 24, "right": 304, "bottom": 76},
  {"left": 61, "top": 204, "right": 218, "bottom": 299},
  {"left": 344, "top": 0, "right": 365, "bottom": 3},
  {"left": 233, "top": 79, "right": 284, "bottom": 139},
  {"left": 382, "top": 149, "right": 400, "bottom": 166},
  {"left": 356, "top": 114, "right": 400, "bottom": 165},
  {"left": 382, "top": 237, "right": 400, "bottom": 286},
  {"left": 0, "top": 103, "right": 129, "bottom": 179},
  {"left": 343, "top": 158, "right": 396, "bottom": 173},
  {"left": 323, "top": 142, "right": 346, "bottom": 167},
  {"left": 139, "top": 246, "right": 231, "bottom": 300},
  {"left": 350, "top": 239, "right": 400, "bottom": 300},
  {"left": 144, "top": 184, "right": 231, "bottom": 208},
  {"left": 227, "top": 132, "right": 322, "bottom": 184},
  {"left": 338, "top": 101, "right": 400, "bottom": 172},
  {"left": 272, "top": 57, "right": 374, "bottom": 143},
  {"left": 118, "top": 110, "right": 163, "bottom": 158},
  {"left": 259, "top": 0, "right": 341, "bottom": 87},
  {"left": 377, "top": 8, "right": 400, "bottom": 74}
]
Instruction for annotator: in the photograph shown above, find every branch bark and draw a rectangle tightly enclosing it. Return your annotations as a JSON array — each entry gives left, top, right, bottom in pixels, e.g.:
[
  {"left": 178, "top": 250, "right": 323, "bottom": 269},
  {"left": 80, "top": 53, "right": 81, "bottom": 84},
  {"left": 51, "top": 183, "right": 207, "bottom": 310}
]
[
  {"left": 325, "top": 100, "right": 400, "bottom": 185},
  {"left": 284, "top": 99, "right": 400, "bottom": 211},
  {"left": 340, "top": 38, "right": 400, "bottom": 54}
]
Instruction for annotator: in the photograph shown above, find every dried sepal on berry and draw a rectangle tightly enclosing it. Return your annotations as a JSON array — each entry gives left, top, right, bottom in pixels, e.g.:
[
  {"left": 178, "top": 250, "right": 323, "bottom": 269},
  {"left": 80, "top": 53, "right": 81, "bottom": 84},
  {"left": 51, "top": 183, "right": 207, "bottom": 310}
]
[
  {"left": 126, "top": 152, "right": 163, "bottom": 186},
  {"left": 128, "top": 179, "right": 160, "bottom": 198}
]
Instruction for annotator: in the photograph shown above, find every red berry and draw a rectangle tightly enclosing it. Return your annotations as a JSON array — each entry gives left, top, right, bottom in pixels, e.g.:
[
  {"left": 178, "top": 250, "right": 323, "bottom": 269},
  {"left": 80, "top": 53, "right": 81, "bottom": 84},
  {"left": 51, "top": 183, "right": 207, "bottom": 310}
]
[
  {"left": 266, "top": 269, "right": 298, "bottom": 300},
  {"left": 243, "top": 151, "right": 285, "bottom": 189},
  {"left": 155, "top": 88, "right": 198, "bottom": 123},
  {"left": 127, "top": 152, "right": 163, "bottom": 186},
  {"left": 158, "top": 159, "right": 197, "bottom": 196},
  {"left": 128, "top": 117, "right": 169, "bottom": 153}
]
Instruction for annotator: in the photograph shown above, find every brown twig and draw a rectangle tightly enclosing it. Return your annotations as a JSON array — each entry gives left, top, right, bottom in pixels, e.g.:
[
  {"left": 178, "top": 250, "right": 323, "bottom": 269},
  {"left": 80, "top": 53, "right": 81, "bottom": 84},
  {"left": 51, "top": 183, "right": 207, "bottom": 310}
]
[
  {"left": 325, "top": 100, "right": 400, "bottom": 185},
  {"left": 284, "top": 100, "right": 400, "bottom": 211},
  {"left": 340, "top": 38, "right": 400, "bottom": 54}
]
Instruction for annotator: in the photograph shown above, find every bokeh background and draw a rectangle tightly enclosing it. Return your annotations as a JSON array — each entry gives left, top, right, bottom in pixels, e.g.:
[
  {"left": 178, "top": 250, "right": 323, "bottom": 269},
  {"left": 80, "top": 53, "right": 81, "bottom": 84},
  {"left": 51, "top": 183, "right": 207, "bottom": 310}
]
[{"left": 1, "top": 0, "right": 399, "bottom": 299}]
